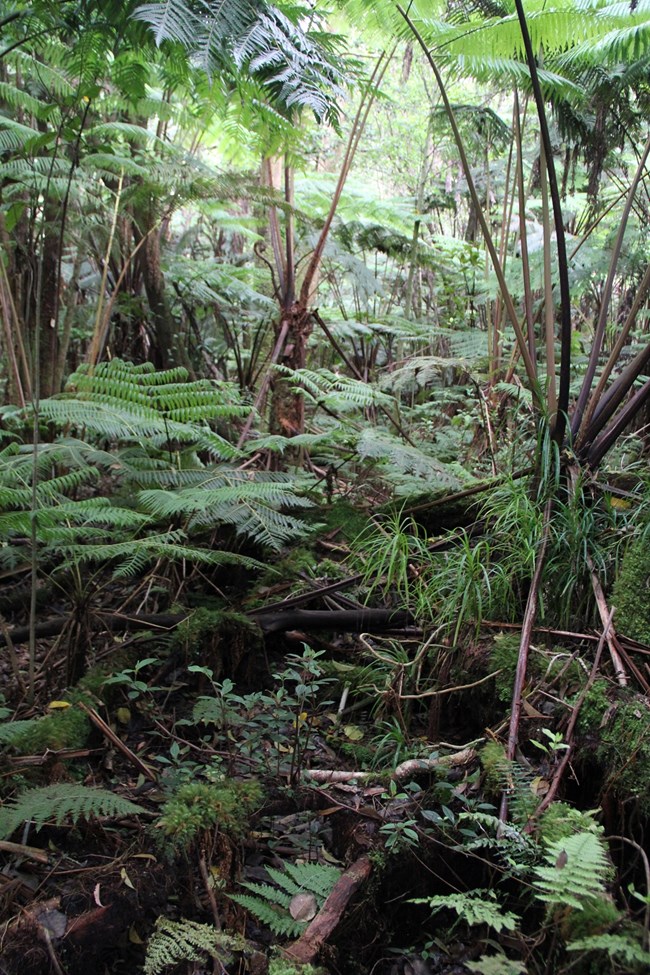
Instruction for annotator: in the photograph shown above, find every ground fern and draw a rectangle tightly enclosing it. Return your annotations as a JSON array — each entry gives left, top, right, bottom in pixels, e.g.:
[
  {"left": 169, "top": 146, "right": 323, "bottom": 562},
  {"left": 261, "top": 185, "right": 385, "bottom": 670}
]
[
  {"left": 144, "top": 917, "right": 246, "bottom": 975},
  {"left": 230, "top": 861, "right": 341, "bottom": 937},
  {"left": 0, "top": 783, "right": 145, "bottom": 839}
]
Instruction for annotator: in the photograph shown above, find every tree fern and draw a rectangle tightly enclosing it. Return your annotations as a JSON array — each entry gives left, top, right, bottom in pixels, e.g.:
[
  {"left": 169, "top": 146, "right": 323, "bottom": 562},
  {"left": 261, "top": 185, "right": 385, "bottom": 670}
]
[
  {"left": 138, "top": 471, "right": 314, "bottom": 550},
  {"left": 356, "top": 427, "right": 471, "bottom": 494},
  {"left": 0, "top": 784, "right": 145, "bottom": 839},
  {"left": 135, "top": 0, "right": 347, "bottom": 124},
  {"left": 278, "top": 365, "right": 394, "bottom": 411},
  {"left": 0, "top": 719, "right": 43, "bottom": 745},
  {"left": 56, "top": 531, "right": 263, "bottom": 578}
]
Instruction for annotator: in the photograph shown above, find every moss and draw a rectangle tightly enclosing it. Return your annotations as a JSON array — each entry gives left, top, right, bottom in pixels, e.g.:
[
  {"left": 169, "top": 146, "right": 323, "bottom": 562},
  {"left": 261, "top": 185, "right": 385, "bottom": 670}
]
[
  {"left": 611, "top": 538, "right": 650, "bottom": 643},
  {"left": 10, "top": 705, "right": 90, "bottom": 754},
  {"left": 336, "top": 739, "right": 376, "bottom": 767},
  {"left": 269, "top": 960, "right": 327, "bottom": 975},
  {"left": 319, "top": 499, "right": 371, "bottom": 543},
  {"left": 480, "top": 740, "right": 508, "bottom": 792},
  {"left": 575, "top": 679, "right": 610, "bottom": 738},
  {"left": 538, "top": 803, "right": 602, "bottom": 845},
  {"left": 598, "top": 696, "right": 650, "bottom": 815},
  {"left": 559, "top": 896, "right": 621, "bottom": 941},
  {"left": 489, "top": 634, "right": 522, "bottom": 703},
  {"left": 157, "top": 779, "right": 263, "bottom": 850},
  {"left": 172, "top": 608, "right": 263, "bottom": 678}
]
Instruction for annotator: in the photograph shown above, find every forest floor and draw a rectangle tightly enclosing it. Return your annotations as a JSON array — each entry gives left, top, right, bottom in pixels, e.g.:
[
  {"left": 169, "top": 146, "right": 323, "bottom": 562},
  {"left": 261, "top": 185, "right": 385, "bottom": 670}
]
[{"left": 1, "top": 515, "right": 650, "bottom": 975}]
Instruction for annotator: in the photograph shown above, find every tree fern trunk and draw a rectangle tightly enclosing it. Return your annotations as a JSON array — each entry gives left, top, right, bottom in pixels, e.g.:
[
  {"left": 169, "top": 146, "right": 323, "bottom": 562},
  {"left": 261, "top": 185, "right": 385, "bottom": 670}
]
[
  {"left": 133, "top": 202, "right": 177, "bottom": 369},
  {"left": 38, "top": 217, "right": 60, "bottom": 399},
  {"left": 269, "top": 303, "right": 312, "bottom": 438}
]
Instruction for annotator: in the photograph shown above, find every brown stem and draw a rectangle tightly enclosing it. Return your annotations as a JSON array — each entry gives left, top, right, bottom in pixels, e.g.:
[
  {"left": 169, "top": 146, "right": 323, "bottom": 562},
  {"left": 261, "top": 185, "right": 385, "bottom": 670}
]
[
  {"left": 499, "top": 496, "right": 553, "bottom": 822},
  {"left": 527, "top": 611, "right": 610, "bottom": 827},
  {"left": 398, "top": 4, "right": 539, "bottom": 400}
]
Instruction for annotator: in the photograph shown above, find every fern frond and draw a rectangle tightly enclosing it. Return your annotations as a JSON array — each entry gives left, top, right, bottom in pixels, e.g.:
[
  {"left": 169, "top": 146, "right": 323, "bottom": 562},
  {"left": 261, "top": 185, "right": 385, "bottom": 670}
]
[
  {"left": 356, "top": 428, "right": 470, "bottom": 492},
  {"left": 0, "top": 784, "right": 145, "bottom": 839},
  {"left": 281, "top": 861, "right": 341, "bottom": 897},
  {"left": 144, "top": 917, "right": 245, "bottom": 975},
  {"left": 230, "top": 860, "right": 340, "bottom": 938},
  {"left": 410, "top": 889, "right": 520, "bottom": 934},
  {"left": 278, "top": 365, "right": 394, "bottom": 411},
  {"left": 229, "top": 892, "right": 302, "bottom": 937},
  {"left": 139, "top": 474, "right": 312, "bottom": 550},
  {"left": 133, "top": 0, "right": 203, "bottom": 47},
  {"left": 533, "top": 832, "right": 611, "bottom": 911},
  {"left": 567, "top": 933, "right": 650, "bottom": 967},
  {"left": 0, "top": 719, "right": 43, "bottom": 744},
  {"left": 237, "top": 881, "right": 293, "bottom": 909}
]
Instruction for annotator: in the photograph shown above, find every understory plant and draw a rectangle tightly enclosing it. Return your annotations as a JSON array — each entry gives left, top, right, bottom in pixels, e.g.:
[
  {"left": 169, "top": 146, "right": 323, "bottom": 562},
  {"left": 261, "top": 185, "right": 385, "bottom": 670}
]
[
  {"left": 189, "top": 644, "right": 334, "bottom": 781},
  {"left": 230, "top": 861, "right": 341, "bottom": 938}
]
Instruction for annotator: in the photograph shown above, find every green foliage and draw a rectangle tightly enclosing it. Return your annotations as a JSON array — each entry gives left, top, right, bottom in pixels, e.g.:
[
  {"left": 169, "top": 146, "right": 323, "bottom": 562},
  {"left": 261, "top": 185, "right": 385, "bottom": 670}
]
[
  {"left": 597, "top": 695, "right": 650, "bottom": 815},
  {"left": 575, "top": 679, "right": 610, "bottom": 737},
  {"left": 135, "top": 0, "right": 348, "bottom": 126},
  {"left": 46, "top": 359, "right": 244, "bottom": 459},
  {"left": 479, "top": 741, "right": 539, "bottom": 826},
  {"left": 173, "top": 608, "right": 263, "bottom": 668},
  {"left": 489, "top": 635, "right": 523, "bottom": 704},
  {"left": 138, "top": 470, "right": 314, "bottom": 551},
  {"left": 465, "top": 955, "right": 527, "bottom": 975},
  {"left": 157, "top": 779, "right": 263, "bottom": 849},
  {"left": 353, "top": 509, "right": 430, "bottom": 608},
  {"left": 355, "top": 427, "right": 471, "bottom": 497},
  {"left": 566, "top": 933, "right": 650, "bottom": 970},
  {"left": 230, "top": 861, "right": 341, "bottom": 938},
  {"left": 537, "top": 803, "right": 603, "bottom": 846},
  {"left": 410, "top": 889, "right": 520, "bottom": 934},
  {"left": 533, "top": 832, "right": 610, "bottom": 912},
  {"left": 320, "top": 499, "right": 371, "bottom": 542},
  {"left": 144, "top": 917, "right": 247, "bottom": 975},
  {"left": 4, "top": 705, "right": 89, "bottom": 754},
  {"left": 611, "top": 537, "right": 650, "bottom": 643},
  {"left": 0, "top": 784, "right": 145, "bottom": 839},
  {"left": 269, "top": 960, "right": 327, "bottom": 975}
]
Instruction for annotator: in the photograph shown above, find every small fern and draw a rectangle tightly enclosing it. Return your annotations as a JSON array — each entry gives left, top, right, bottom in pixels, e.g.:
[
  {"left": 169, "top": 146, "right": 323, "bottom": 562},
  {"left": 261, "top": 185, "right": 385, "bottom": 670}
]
[
  {"left": 230, "top": 861, "right": 341, "bottom": 938},
  {"left": 566, "top": 933, "right": 650, "bottom": 968},
  {"left": 533, "top": 832, "right": 611, "bottom": 912},
  {"left": 0, "top": 719, "right": 43, "bottom": 745},
  {"left": 0, "top": 784, "right": 145, "bottom": 839},
  {"left": 466, "top": 955, "right": 527, "bottom": 975},
  {"left": 410, "top": 889, "right": 520, "bottom": 934},
  {"left": 144, "top": 917, "right": 246, "bottom": 975}
]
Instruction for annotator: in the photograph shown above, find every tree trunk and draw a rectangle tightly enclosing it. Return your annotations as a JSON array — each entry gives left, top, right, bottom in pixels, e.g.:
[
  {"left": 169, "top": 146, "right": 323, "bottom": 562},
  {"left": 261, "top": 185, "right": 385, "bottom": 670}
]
[
  {"left": 269, "top": 303, "right": 312, "bottom": 437},
  {"left": 133, "top": 201, "right": 177, "bottom": 369}
]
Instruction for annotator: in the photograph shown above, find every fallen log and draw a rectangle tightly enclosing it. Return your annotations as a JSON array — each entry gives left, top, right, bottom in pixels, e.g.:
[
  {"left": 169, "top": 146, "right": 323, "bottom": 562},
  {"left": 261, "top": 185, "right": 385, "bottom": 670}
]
[
  {"left": 250, "top": 607, "right": 414, "bottom": 634},
  {"left": 0, "top": 607, "right": 414, "bottom": 648},
  {"left": 303, "top": 747, "right": 478, "bottom": 785},
  {"left": 284, "top": 854, "right": 372, "bottom": 965}
]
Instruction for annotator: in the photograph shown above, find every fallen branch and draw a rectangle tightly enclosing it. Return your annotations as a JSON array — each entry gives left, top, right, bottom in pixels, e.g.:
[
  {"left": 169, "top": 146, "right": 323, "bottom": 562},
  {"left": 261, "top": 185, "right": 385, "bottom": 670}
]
[
  {"left": 303, "top": 747, "right": 477, "bottom": 785},
  {"left": 78, "top": 702, "right": 158, "bottom": 783},
  {"left": 0, "top": 606, "right": 413, "bottom": 649},
  {"left": 0, "top": 839, "right": 49, "bottom": 863},
  {"left": 499, "top": 496, "right": 553, "bottom": 824},
  {"left": 285, "top": 855, "right": 372, "bottom": 965},
  {"left": 588, "top": 557, "right": 628, "bottom": 686},
  {"left": 526, "top": 610, "right": 611, "bottom": 829}
]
